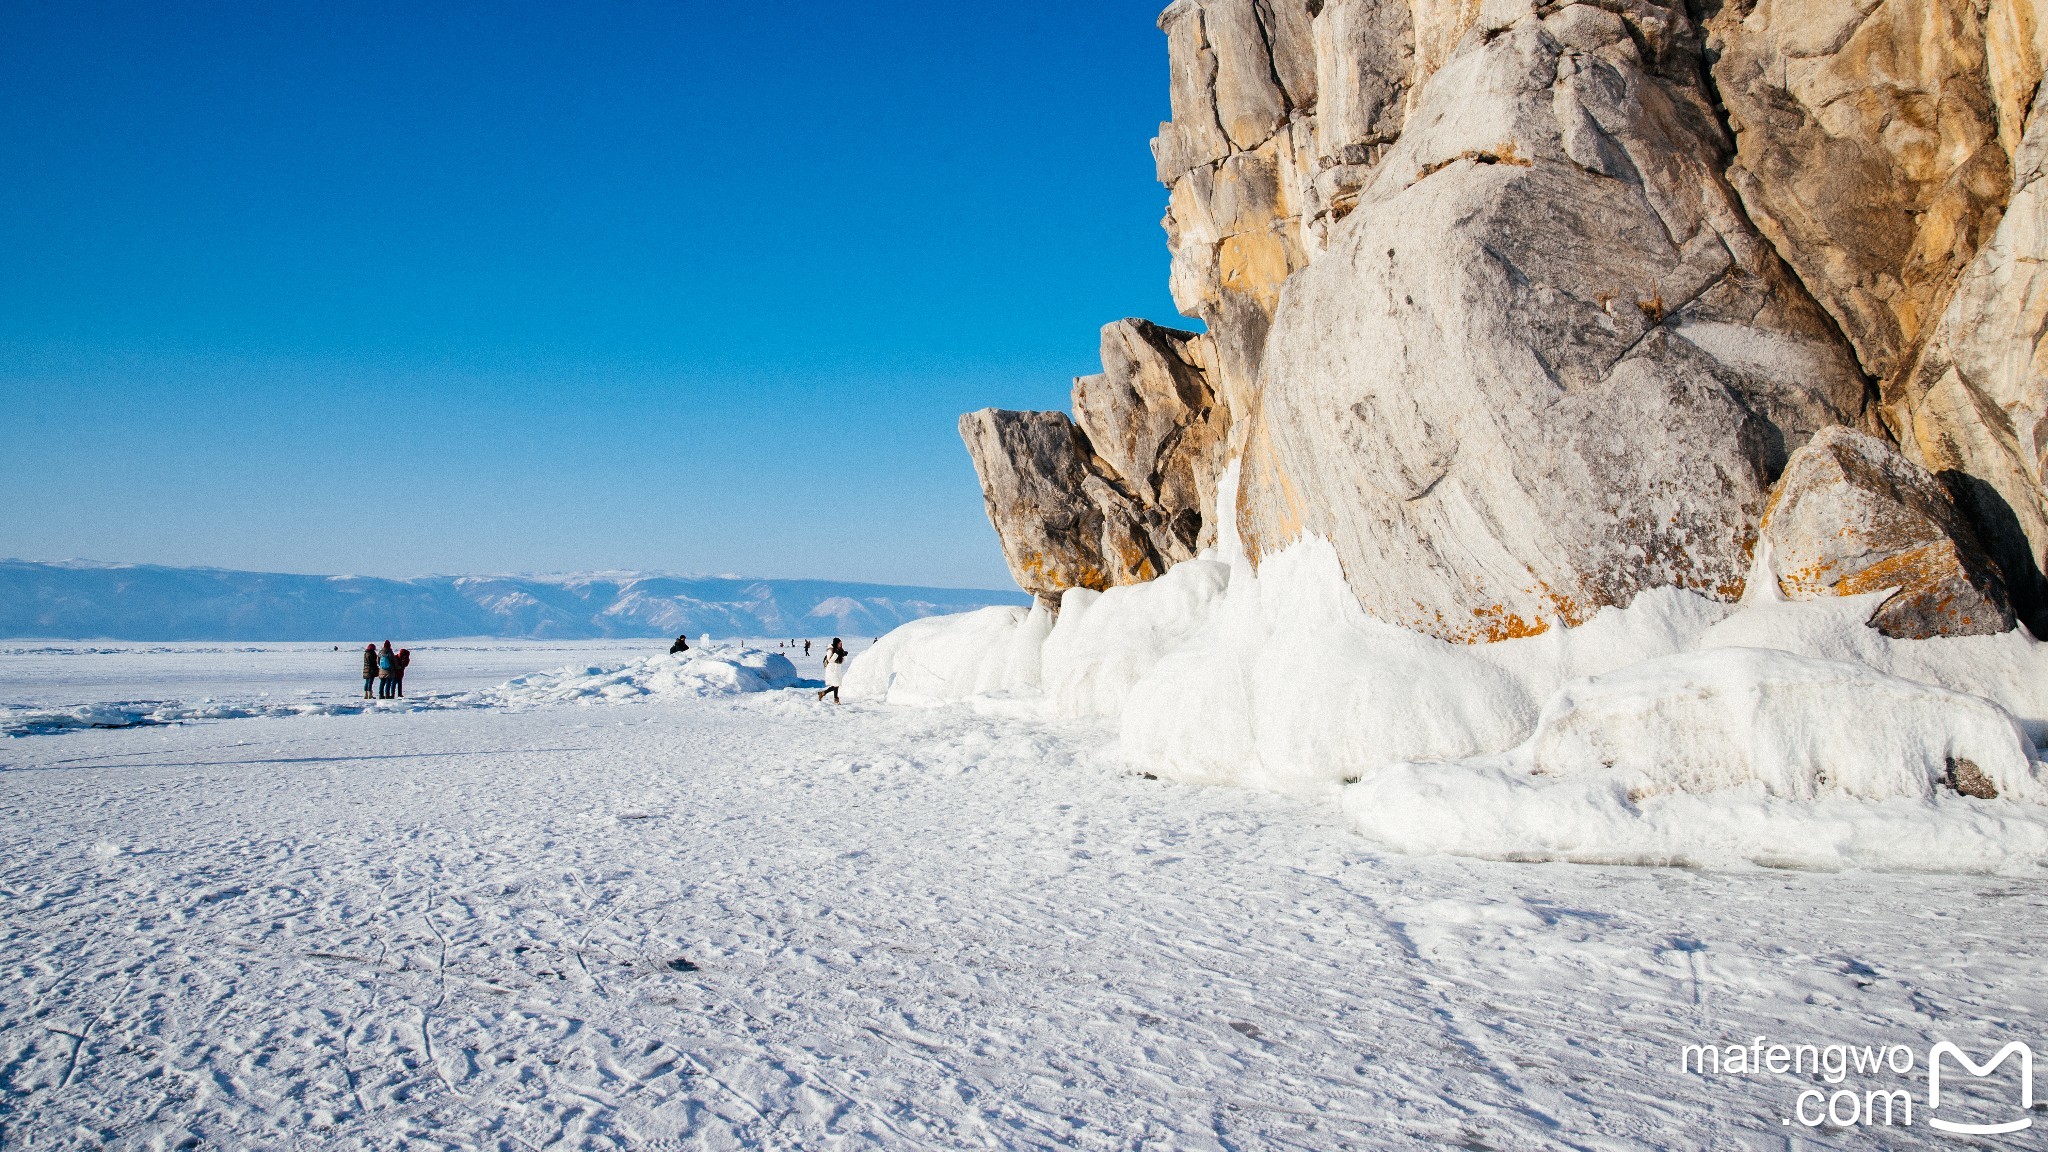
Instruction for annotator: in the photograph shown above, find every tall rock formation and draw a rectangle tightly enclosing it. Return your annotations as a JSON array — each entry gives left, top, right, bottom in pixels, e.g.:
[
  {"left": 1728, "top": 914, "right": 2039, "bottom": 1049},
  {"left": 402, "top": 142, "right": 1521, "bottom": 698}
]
[
  {"left": 1891, "top": 81, "right": 2048, "bottom": 632},
  {"left": 1237, "top": 0, "right": 1871, "bottom": 639},
  {"left": 959, "top": 0, "right": 2048, "bottom": 641}
]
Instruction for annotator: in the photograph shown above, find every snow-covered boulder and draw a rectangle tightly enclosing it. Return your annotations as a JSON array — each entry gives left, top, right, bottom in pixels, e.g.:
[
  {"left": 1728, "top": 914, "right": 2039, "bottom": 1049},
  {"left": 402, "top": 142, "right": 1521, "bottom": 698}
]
[
  {"left": 1040, "top": 558, "right": 1230, "bottom": 718},
  {"left": 1524, "top": 647, "right": 2044, "bottom": 803},
  {"left": 1340, "top": 644, "right": 2048, "bottom": 870}
]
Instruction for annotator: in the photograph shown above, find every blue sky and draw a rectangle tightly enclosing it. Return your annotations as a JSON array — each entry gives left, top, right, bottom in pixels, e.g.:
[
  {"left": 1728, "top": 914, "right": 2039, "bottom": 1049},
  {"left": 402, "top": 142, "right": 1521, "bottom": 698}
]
[{"left": 0, "top": 1, "right": 1187, "bottom": 589}]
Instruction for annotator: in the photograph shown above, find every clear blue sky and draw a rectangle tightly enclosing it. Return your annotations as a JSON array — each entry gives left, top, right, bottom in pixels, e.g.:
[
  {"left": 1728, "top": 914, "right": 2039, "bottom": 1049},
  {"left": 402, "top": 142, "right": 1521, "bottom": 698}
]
[{"left": 0, "top": 1, "right": 1187, "bottom": 589}]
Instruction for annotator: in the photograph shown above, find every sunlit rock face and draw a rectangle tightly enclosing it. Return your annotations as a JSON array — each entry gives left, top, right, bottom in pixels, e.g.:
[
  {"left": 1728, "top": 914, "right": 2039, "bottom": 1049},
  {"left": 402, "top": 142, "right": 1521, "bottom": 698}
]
[{"left": 960, "top": 0, "right": 2048, "bottom": 640}]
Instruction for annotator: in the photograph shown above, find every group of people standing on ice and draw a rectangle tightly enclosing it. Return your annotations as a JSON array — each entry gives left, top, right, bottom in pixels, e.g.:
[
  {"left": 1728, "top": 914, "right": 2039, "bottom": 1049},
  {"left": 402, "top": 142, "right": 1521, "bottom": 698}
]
[{"left": 362, "top": 641, "right": 410, "bottom": 698}]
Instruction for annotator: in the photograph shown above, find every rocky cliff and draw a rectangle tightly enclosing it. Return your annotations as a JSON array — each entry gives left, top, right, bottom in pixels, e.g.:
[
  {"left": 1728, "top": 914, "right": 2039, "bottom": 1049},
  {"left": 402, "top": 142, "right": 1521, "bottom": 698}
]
[{"left": 964, "top": 0, "right": 2048, "bottom": 641}]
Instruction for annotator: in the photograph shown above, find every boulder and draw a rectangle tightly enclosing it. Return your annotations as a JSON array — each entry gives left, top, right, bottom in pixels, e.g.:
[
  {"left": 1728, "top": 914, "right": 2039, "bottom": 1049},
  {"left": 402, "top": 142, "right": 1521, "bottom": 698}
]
[
  {"left": 1235, "top": 0, "right": 1871, "bottom": 641},
  {"left": 1760, "top": 426, "right": 2015, "bottom": 637}
]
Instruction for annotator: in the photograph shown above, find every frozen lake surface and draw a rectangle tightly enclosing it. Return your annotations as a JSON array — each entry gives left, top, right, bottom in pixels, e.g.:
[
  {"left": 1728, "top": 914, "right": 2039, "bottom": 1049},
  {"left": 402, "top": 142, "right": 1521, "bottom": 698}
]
[{"left": 1, "top": 644, "right": 2040, "bottom": 1148}]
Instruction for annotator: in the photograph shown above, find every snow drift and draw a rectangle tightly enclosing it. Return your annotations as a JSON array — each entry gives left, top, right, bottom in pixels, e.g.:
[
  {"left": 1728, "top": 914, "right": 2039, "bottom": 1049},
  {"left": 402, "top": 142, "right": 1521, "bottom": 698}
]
[
  {"left": 847, "top": 477, "right": 2048, "bottom": 872},
  {"left": 482, "top": 646, "right": 803, "bottom": 706}
]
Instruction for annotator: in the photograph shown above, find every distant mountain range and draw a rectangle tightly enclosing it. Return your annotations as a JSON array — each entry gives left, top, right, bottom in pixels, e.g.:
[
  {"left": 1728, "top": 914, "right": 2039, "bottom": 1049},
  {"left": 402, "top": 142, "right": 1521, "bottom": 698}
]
[{"left": 0, "top": 560, "right": 1026, "bottom": 641}]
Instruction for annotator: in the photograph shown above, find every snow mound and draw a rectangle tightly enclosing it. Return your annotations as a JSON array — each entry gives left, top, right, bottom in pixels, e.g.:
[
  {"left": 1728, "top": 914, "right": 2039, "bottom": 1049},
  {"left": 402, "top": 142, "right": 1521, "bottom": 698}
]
[
  {"left": 484, "top": 645, "right": 803, "bottom": 705},
  {"left": 842, "top": 605, "right": 1045, "bottom": 705},
  {"left": 1040, "top": 560, "right": 1230, "bottom": 718},
  {"left": 1344, "top": 762, "right": 2048, "bottom": 873},
  {"left": 847, "top": 465, "right": 2048, "bottom": 872}
]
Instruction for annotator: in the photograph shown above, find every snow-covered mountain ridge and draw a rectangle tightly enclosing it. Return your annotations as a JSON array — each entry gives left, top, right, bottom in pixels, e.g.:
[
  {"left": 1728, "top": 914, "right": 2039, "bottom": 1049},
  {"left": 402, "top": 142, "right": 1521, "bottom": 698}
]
[{"left": 0, "top": 559, "right": 1026, "bottom": 641}]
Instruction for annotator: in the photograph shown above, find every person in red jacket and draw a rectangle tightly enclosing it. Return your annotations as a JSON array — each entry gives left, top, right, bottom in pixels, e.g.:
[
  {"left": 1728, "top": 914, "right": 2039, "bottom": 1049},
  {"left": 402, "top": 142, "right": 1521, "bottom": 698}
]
[{"left": 394, "top": 648, "right": 411, "bottom": 698}]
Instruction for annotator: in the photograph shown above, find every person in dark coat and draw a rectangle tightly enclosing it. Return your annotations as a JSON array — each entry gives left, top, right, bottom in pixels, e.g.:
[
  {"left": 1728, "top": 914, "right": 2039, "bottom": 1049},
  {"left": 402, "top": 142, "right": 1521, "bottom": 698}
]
[
  {"left": 669, "top": 633, "right": 690, "bottom": 655},
  {"left": 377, "top": 641, "right": 396, "bottom": 698},
  {"left": 394, "top": 648, "right": 411, "bottom": 698},
  {"left": 816, "top": 637, "right": 848, "bottom": 704},
  {"left": 361, "top": 644, "right": 378, "bottom": 698}
]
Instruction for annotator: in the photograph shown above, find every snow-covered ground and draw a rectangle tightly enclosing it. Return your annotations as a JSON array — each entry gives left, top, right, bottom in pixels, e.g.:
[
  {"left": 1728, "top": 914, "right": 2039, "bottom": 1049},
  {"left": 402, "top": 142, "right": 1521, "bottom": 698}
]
[
  {"left": 0, "top": 639, "right": 841, "bottom": 736},
  {"left": 3, "top": 645, "right": 2042, "bottom": 1148}
]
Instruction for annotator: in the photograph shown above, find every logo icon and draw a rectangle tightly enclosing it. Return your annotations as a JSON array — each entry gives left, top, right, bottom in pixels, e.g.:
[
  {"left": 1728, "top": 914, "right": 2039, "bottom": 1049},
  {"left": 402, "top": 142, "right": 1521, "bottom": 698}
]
[{"left": 1928, "top": 1041, "right": 2034, "bottom": 1135}]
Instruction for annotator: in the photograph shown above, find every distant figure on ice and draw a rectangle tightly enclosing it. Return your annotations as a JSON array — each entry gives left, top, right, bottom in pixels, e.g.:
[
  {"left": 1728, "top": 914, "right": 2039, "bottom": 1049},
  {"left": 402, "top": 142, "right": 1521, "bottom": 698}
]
[
  {"left": 394, "top": 648, "right": 411, "bottom": 698},
  {"left": 817, "top": 637, "right": 848, "bottom": 704},
  {"left": 361, "top": 644, "right": 378, "bottom": 698},
  {"left": 803, "top": 639, "right": 812, "bottom": 656},
  {"left": 669, "top": 633, "right": 690, "bottom": 655},
  {"left": 376, "top": 641, "right": 397, "bottom": 698}
]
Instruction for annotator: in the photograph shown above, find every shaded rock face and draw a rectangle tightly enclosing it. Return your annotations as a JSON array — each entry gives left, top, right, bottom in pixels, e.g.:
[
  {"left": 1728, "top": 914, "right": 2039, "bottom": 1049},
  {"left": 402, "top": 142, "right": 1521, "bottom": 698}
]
[
  {"left": 1892, "top": 80, "right": 2048, "bottom": 633},
  {"left": 1760, "top": 426, "right": 2014, "bottom": 637},
  {"left": 1236, "top": 0, "right": 1870, "bottom": 640},
  {"left": 1071, "top": 319, "right": 1228, "bottom": 553},
  {"left": 960, "top": 320, "right": 1225, "bottom": 604},
  {"left": 960, "top": 410, "right": 1108, "bottom": 601}
]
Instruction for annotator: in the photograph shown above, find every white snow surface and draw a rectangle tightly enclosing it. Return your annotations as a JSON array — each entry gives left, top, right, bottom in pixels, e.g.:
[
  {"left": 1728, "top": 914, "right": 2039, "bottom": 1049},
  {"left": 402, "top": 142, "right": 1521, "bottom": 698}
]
[
  {"left": 5, "top": 642, "right": 2046, "bottom": 1147},
  {"left": 845, "top": 475, "right": 2048, "bottom": 872},
  {"left": 0, "top": 640, "right": 813, "bottom": 737}
]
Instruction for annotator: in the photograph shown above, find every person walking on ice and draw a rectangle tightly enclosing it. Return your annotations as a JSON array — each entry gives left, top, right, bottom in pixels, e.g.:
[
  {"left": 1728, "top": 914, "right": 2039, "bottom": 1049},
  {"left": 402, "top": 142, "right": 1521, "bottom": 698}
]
[{"left": 817, "top": 637, "right": 848, "bottom": 704}]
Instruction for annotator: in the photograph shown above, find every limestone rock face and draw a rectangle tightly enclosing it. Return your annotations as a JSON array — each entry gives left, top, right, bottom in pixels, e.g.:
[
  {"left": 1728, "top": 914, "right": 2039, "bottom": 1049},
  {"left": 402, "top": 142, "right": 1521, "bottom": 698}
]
[
  {"left": 1152, "top": 0, "right": 1426, "bottom": 435},
  {"left": 1760, "top": 426, "right": 2014, "bottom": 637},
  {"left": 1235, "top": 0, "right": 1871, "bottom": 640},
  {"left": 1892, "top": 81, "right": 2048, "bottom": 632},
  {"left": 1702, "top": 0, "right": 2026, "bottom": 385}
]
